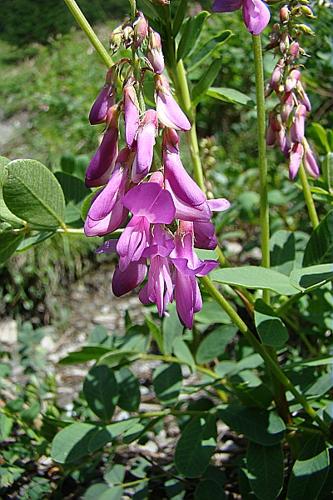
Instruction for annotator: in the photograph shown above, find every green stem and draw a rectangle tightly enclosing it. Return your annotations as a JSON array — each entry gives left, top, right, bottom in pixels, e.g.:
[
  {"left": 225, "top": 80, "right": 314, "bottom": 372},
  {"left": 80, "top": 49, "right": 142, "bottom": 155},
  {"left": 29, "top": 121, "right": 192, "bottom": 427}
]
[
  {"left": 63, "top": 0, "right": 113, "bottom": 68},
  {"left": 299, "top": 163, "right": 320, "bottom": 229},
  {"left": 252, "top": 35, "right": 270, "bottom": 304},
  {"left": 200, "top": 276, "right": 329, "bottom": 436}
]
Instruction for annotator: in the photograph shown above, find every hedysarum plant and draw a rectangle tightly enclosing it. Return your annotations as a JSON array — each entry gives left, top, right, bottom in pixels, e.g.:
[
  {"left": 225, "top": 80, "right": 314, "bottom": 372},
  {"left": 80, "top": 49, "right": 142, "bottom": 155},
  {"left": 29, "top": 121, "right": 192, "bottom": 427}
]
[{"left": 2, "top": 0, "right": 332, "bottom": 496}]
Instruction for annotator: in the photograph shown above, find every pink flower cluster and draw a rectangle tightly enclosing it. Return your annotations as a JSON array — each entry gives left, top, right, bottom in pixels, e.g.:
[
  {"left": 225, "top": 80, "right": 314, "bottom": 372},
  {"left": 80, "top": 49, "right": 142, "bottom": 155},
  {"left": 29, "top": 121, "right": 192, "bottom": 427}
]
[
  {"left": 266, "top": 7, "right": 319, "bottom": 180},
  {"left": 84, "top": 13, "right": 229, "bottom": 328}
]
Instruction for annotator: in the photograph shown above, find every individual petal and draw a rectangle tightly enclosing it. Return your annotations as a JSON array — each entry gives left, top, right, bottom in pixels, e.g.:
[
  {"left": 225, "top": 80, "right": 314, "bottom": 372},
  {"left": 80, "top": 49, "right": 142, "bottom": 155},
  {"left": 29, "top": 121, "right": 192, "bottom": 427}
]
[
  {"left": 165, "top": 179, "right": 211, "bottom": 222},
  {"left": 112, "top": 260, "right": 147, "bottom": 296},
  {"left": 163, "top": 129, "right": 207, "bottom": 207},
  {"left": 95, "top": 239, "right": 118, "bottom": 254},
  {"left": 116, "top": 216, "right": 150, "bottom": 271},
  {"left": 124, "top": 81, "right": 140, "bottom": 148},
  {"left": 207, "top": 198, "right": 230, "bottom": 212},
  {"left": 141, "top": 255, "right": 173, "bottom": 316},
  {"left": 84, "top": 198, "right": 128, "bottom": 237},
  {"left": 89, "top": 85, "right": 114, "bottom": 125},
  {"left": 281, "top": 93, "right": 294, "bottom": 122},
  {"left": 242, "top": 0, "right": 270, "bottom": 35},
  {"left": 155, "top": 75, "right": 191, "bottom": 131},
  {"left": 289, "top": 142, "right": 304, "bottom": 180},
  {"left": 142, "top": 224, "right": 175, "bottom": 258},
  {"left": 193, "top": 221, "right": 218, "bottom": 250},
  {"left": 133, "top": 11, "right": 149, "bottom": 47},
  {"left": 212, "top": 0, "right": 242, "bottom": 12},
  {"left": 290, "top": 104, "right": 307, "bottom": 144},
  {"left": 86, "top": 165, "right": 123, "bottom": 221},
  {"left": 285, "top": 69, "right": 301, "bottom": 93},
  {"left": 174, "top": 272, "right": 196, "bottom": 328},
  {"left": 131, "top": 109, "right": 158, "bottom": 182},
  {"left": 303, "top": 144, "right": 320, "bottom": 178},
  {"left": 123, "top": 182, "right": 176, "bottom": 224},
  {"left": 85, "top": 107, "right": 119, "bottom": 187}
]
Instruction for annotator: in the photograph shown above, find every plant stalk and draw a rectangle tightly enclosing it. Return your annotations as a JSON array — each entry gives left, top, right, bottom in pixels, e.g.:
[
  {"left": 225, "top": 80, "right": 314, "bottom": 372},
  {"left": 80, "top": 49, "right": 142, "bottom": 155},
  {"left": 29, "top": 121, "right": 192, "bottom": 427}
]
[
  {"left": 252, "top": 35, "right": 270, "bottom": 304},
  {"left": 63, "top": 0, "right": 113, "bottom": 68},
  {"left": 299, "top": 163, "right": 320, "bottom": 229}
]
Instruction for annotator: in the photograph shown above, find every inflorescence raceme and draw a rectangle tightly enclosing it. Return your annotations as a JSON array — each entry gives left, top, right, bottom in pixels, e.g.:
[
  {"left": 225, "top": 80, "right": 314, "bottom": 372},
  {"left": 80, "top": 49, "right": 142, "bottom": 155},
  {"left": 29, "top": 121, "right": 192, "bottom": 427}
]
[{"left": 84, "top": 12, "right": 230, "bottom": 328}]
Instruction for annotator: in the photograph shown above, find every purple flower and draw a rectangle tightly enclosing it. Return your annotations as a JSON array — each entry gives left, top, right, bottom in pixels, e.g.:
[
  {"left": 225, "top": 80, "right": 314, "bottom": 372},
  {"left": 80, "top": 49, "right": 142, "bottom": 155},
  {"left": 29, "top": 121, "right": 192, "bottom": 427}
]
[
  {"left": 155, "top": 75, "right": 191, "bottom": 131},
  {"left": 89, "top": 68, "right": 115, "bottom": 125},
  {"left": 112, "top": 259, "right": 147, "bottom": 297},
  {"left": 131, "top": 110, "right": 158, "bottom": 183},
  {"left": 117, "top": 181, "right": 176, "bottom": 270},
  {"left": 193, "top": 221, "right": 218, "bottom": 250},
  {"left": 170, "top": 222, "right": 218, "bottom": 328},
  {"left": 303, "top": 142, "right": 320, "bottom": 179},
  {"left": 289, "top": 142, "right": 304, "bottom": 180},
  {"left": 139, "top": 225, "right": 174, "bottom": 315},
  {"left": 124, "top": 79, "right": 140, "bottom": 148},
  {"left": 85, "top": 106, "right": 119, "bottom": 187},
  {"left": 281, "top": 93, "right": 294, "bottom": 122},
  {"left": 213, "top": 0, "right": 270, "bottom": 36},
  {"left": 133, "top": 11, "right": 149, "bottom": 48},
  {"left": 84, "top": 148, "right": 130, "bottom": 236},
  {"left": 147, "top": 29, "right": 165, "bottom": 74},
  {"left": 290, "top": 104, "right": 307, "bottom": 143},
  {"left": 285, "top": 69, "right": 301, "bottom": 93}
]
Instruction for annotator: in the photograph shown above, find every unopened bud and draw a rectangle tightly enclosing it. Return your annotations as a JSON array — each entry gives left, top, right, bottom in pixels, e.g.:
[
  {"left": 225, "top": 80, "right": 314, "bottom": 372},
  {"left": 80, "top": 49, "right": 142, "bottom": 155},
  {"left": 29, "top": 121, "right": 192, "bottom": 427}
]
[
  {"left": 294, "top": 24, "right": 315, "bottom": 36},
  {"left": 280, "top": 6, "right": 290, "bottom": 23},
  {"left": 110, "top": 26, "right": 123, "bottom": 52},
  {"left": 300, "top": 5, "right": 316, "bottom": 18},
  {"left": 270, "top": 59, "right": 285, "bottom": 89},
  {"left": 289, "top": 41, "right": 300, "bottom": 58},
  {"left": 285, "top": 68, "right": 301, "bottom": 92},
  {"left": 133, "top": 12, "right": 149, "bottom": 48},
  {"left": 280, "top": 32, "right": 290, "bottom": 53},
  {"left": 281, "top": 92, "right": 294, "bottom": 122},
  {"left": 147, "top": 29, "right": 164, "bottom": 74}
]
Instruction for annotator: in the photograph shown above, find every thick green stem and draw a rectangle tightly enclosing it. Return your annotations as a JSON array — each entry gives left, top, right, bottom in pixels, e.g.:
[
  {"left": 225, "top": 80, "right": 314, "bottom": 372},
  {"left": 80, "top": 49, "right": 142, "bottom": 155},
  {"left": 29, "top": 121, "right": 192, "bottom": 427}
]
[
  {"left": 252, "top": 35, "right": 270, "bottom": 304},
  {"left": 299, "top": 163, "right": 320, "bottom": 229},
  {"left": 200, "top": 276, "right": 329, "bottom": 436},
  {"left": 63, "top": 0, "right": 113, "bottom": 68}
]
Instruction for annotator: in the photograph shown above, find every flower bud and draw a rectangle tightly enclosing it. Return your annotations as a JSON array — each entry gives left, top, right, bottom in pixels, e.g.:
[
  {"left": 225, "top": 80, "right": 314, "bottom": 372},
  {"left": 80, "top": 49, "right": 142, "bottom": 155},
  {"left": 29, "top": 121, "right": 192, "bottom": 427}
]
[
  {"left": 296, "top": 81, "right": 311, "bottom": 112},
  {"left": 279, "top": 32, "right": 290, "bottom": 53},
  {"left": 280, "top": 6, "right": 289, "bottom": 23},
  {"left": 300, "top": 5, "right": 316, "bottom": 18},
  {"left": 110, "top": 26, "right": 123, "bottom": 52},
  {"left": 281, "top": 92, "right": 294, "bottom": 122},
  {"left": 289, "top": 41, "right": 300, "bottom": 58},
  {"left": 89, "top": 68, "right": 115, "bottom": 125},
  {"left": 290, "top": 104, "right": 307, "bottom": 143},
  {"left": 133, "top": 12, "right": 149, "bottom": 48},
  {"left": 285, "top": 68, "right": 301, "bottom": 92},
  {"left": 147, "top": 29, "right": 164, "bottom": 74},
  {"left": 293, "top": 24, "right": 315, "bottom": 36},
  {"left": 270, "top": 59, "right": 284, "bottom": 89},
  {"left": 303, "top": 142, "right": 320, "bottom": 178},
  {"left": 289, "top": 142, "right": 304, "bottom": 180}
]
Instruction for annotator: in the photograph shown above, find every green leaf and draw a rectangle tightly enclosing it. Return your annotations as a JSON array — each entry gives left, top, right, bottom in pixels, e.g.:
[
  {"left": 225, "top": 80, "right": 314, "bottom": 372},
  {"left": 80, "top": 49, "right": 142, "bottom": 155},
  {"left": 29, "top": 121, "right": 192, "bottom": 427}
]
[
  {"left": 104, "top": 463, "right": 125, "bottom": 486},
  {"left": 206, "top": 87, "right": 253, "bottom": 106},
  {"left": 0, "top": 161, "right": 23, "bottom": 226},
  {"left": 0, "top": 231, "right": 24, "bottom": 263},
  {"left": 309, "top": 123, "right": 330, "bottom": 154},
  {"left": 51, "top": 423, "right": 112, "bottom": 464},
  {"left": 290, "top": 264, "right": 333, "bottom": 290},
  {"left": 177, "top": 11, "right": 209, "bottom": 61},
  {"left": 55, "top": 171, "right": 90, "bottom": 205},
  {"left": 254, "top": 300, "right": 289, "bottom": 347},
  {"left": 83, "top": 483, "right": 109, "bottom": 500},
  {"left": 0, "top": 413, "right": 13, "bottom": 440},
  {"left": 303, "top": 211, "right": 333, "bottom": 266},
  {"left": 323, "top": 152, "right": 333, "bottom": 192},
  {"left": 194, "top": 479, "right": 225, "bottom": 499},
  {"left": 270, "top": 230, "right": 296, "bottom": 275},
  {"left": 145, "top": 315, "right": 163, "bottom": 352},
  {"left": 192, "top": 59, "right": 223, "bottom": 104},
  {"left": 83, "top": 365, "right": 119, "bottom": 420},
  {"left": 173, "top": 337, "right": 195, "bottom": 369},
  {"left": 196, "top": 325, "right": 237, "bottom": 364},
  {"left": 246, "top": 443, "right": 284, "bottom": 500},
  {"left": 153, "top": 363, "right": 182, "bottom": 404},
  {"left": 305, "top": 370, "right": 333, "bottom": 397},
  {"left": 3, "top": 159, "right": 65, "bottom": 228},
  {"left": 287, "top": 435, "right": 330, "bottom": 500},
  {"left": 189, "top": 30, "right": 233, "bottom": 72},
  {"left": 116, "top": 367, "right": 140, "bottom": 411},
  {"left": 175, "top": 416, "right": 217, "bottom": 477},
  {"left": 195, "top": 300, "right": 231, "bottom": 325},
  {"left": 211, "top": 266, "right": 299, "bottom": 295},
  {"left": 172, "top": 0, "right": 188, "bottom": 36},
  {"left": 16, "top": 231, "right": 55, "bottom": 252},
  {"left": 59, "top": 345, "right": 112, "bottom": 364},
  {"left": 218, "top": 406, "right": 285, "bottom": 445},
  {"left": 163, "top": 303, "right": 183, "bottom": 355}
]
